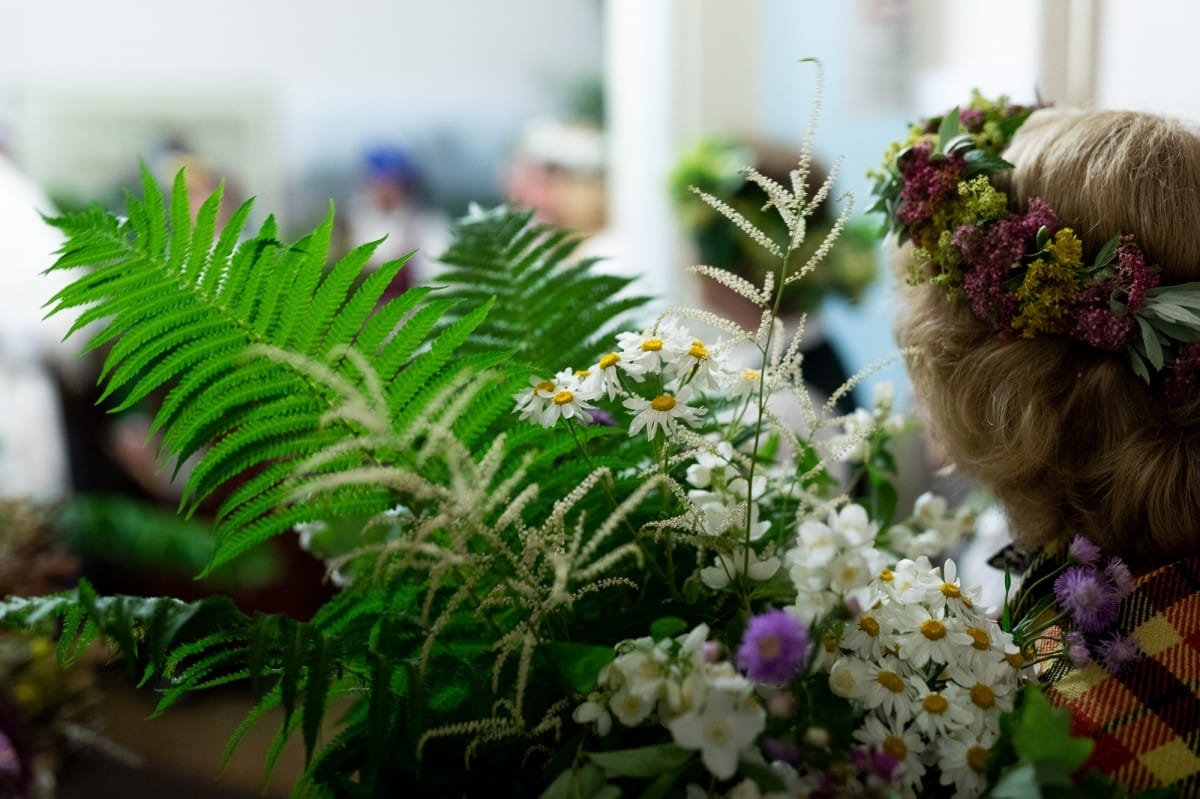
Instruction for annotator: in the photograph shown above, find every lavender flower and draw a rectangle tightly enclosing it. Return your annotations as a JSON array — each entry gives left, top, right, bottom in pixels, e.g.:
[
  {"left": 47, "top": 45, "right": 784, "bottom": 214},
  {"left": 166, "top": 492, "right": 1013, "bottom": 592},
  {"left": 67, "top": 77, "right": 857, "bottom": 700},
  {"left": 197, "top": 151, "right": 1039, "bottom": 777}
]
[
  {"left": 1096, "top": 632, "right": 1142, "bottom": 675},
  {"left": 1054, "top": 565, "right": 1119, "bottom": 633},
  {"left": 1068, "top": 535, "right": 1102, "bottom": 566},
  {"left": 737, "top": 609, "right": 809, "bottom": 684}
]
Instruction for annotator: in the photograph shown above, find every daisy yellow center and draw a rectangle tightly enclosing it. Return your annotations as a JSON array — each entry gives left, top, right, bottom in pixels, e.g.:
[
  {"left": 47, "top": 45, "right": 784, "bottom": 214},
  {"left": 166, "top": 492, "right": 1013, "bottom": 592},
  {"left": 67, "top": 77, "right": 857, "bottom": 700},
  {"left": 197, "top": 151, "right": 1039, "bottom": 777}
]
[
  {"left": 876, "top": 670, "right": 905, "bottom": 693},
  {"left": 599, "top": 353, "right": 620, "bottom": 369},
  {"left": 642, "top": 338, "right": 663, "bottom": 352},
  {"left": 920, "top": 619, "right": 946, "bottom": 640},
  {"left": 650, "top": 395, "right": 676, "bottom": 412},
  {"left": 967, "top": 626, "right": 991, "bottom": 651},
  {"left": 553, "top": 390, "right": 574, "bottom": 405},
  {"left": 970, "top": 683, "right": 996, "bottom": 710},
  {"left": 1004, "top": 650, "right": 1026, "bottom": 669},
  {"left": 822, "top": 632, "right": 839, "bottom": 653},
  {"left": 859, "top": 616, "right": 880, "bottom": 637},
  {"left": 922, "top": 693, "right": 949, "bottom": 714},
  {"left": 879, "top": 568, "right": 894, "bottom": 582},
  {"left": 688, "top": 340, "right": 709, "bottom": 359},
  {"left": 575, "top": 368, "right": 590, "bottom": 377},
  {"left": 882, "top": 735, "right": 907, "bottom": 760},
  {"left": 743, "top": 370, "right": 760, "bottom": 380},
  {"left": 534, "top": 381, "right": 555, "bottom": 393},
  {"left": 940, "top": 582, "right": 961, "bottom": 598},
  {"left": 967, "top": 746, "right": 989, "bottom": 774}
]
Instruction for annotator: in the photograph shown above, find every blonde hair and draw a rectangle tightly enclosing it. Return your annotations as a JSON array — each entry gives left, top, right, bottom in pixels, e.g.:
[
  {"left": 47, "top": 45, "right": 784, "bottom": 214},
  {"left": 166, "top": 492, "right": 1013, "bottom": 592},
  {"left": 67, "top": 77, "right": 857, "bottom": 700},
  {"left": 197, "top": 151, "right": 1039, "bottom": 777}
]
[{"left": 896, "top": 107, "right": 1200, "bottom": 566}]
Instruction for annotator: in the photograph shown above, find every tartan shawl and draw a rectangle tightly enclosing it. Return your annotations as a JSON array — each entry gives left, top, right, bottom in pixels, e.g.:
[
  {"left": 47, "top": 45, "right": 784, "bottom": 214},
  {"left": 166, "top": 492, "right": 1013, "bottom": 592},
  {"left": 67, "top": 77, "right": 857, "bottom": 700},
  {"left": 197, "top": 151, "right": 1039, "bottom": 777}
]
[{"left": 1015, "top": 548, "right": 1200, "bottom": 795}]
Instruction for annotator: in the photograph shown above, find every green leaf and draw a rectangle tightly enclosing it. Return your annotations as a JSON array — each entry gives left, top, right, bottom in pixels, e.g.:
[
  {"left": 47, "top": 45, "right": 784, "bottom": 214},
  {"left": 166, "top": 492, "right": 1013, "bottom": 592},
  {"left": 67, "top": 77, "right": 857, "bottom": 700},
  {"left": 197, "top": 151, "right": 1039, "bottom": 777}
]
[
  {"left": 649, "top": 616, "right": 689, "bottom": 641},
  {"left": 538, "top": 763, "right": 611, "bottom": 799},
  {"left": 1093, "top": 235, "right": 1120, "bottom": 268},
  {"left": 936, "top": 107, "right": 961, "bottom": 153},
  {"left": 587, "top": 744, "right": 693, "bottom": 779},
  {"left": 1136, "top": 315, "right": 1166, "bottom": 370},
  {"left": 1010, "top": 687, "right": 1093, "bottom": 770},
  {"left": 543, "top": 642, "right": 615, "bottom": 694}
]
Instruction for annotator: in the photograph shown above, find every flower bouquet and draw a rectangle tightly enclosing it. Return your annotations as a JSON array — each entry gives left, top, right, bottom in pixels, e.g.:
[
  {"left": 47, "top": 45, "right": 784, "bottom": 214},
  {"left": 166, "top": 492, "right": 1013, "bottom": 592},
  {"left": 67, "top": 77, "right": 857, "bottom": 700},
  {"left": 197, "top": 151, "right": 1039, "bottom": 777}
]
[{"left": 0, "top": 80, "right": 1158, "bottom": 798}]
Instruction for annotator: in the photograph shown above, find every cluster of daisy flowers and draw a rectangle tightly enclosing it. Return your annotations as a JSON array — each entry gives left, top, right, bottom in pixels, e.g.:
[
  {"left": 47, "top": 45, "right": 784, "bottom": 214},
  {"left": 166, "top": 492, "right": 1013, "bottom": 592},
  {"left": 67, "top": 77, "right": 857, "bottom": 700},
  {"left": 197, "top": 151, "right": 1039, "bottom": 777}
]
[
  {"left": 572, "top": 623, "right": 768, "bottom": 781},
  {"left": 780, "top": 492, "right": 975, "bottom": 629},
  {"left": 821, "top": 557, "right": 1027, "bottom": 799},
  {"left": 1019, "top": 535, "right": 1141, "bottom": 676},
  {"left": 513, "top": 318, "right": 735, "bottom": 438}
]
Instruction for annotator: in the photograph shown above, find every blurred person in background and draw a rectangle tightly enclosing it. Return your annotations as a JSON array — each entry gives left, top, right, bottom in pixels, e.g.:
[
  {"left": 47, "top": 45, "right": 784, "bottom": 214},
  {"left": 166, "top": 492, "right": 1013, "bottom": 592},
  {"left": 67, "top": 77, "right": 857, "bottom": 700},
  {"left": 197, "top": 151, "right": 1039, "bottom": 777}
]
[
  {"left": 0, "top": 152, "right": 87, "bottom": 503},
  {"left": 339, "top": 144, "right": 449, "bottom": 296}
]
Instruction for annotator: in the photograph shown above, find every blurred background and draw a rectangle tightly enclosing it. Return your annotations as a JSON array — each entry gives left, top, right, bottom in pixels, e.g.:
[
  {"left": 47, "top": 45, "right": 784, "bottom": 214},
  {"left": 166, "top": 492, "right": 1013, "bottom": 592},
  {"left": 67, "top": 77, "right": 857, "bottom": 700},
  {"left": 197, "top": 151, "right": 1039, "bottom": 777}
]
[{"left": 0, "top": 0, "right": 1192, "bottom": 795}]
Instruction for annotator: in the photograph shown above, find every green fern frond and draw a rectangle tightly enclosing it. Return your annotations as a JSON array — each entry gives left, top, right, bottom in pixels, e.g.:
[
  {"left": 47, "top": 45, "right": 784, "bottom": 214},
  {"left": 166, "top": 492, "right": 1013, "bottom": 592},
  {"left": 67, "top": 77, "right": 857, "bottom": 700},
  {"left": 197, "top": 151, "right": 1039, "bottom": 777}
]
[
  {"left": 45, "top": 167, "right": 499, "bottom": 575},
  {"left": 435, "top": 205, "right": 654, "bottom": 371}
]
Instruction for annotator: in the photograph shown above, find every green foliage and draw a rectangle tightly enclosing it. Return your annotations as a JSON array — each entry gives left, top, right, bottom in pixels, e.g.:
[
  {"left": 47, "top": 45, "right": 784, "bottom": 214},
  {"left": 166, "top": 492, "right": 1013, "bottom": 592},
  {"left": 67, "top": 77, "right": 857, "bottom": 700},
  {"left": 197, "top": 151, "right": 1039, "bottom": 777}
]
[
  {"left": 25, "top": 171, "right": 677, "bottom": 796},
  {"left": 436, "top": 204, "right": 651, "bottom": 373}
]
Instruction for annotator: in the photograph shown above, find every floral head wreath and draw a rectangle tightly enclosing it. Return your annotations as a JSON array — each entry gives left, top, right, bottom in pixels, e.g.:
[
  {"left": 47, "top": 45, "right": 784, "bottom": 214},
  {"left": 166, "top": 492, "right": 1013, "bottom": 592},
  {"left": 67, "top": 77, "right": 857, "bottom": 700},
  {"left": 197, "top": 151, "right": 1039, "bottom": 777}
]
[{"left": 869, "top": 93, "right": 1200, "bottom": 393}]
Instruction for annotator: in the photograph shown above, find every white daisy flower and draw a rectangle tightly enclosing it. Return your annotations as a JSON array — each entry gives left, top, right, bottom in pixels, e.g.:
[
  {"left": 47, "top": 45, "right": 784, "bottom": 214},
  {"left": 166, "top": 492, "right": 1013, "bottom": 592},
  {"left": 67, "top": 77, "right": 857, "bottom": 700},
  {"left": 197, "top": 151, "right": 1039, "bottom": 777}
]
[
  {"left": 851, "top": 714, "right": 926, "bottom": 798},
  {"left": 624, "top": 388, "right": 706, "bottom": 440},
  {"left": 893, "top": 606, "right": 975, "bottom": 670},
  {"left": 616, "top": 319, "right": 692, "bottom": 375},
  {"left": 856, "top": 657, "right": 921, "bottom": 725},
  {"left": 583, "top": 350, "right": 643, "bottom": 397},
  {"left": 664, "top": 336, "right": 730, "bottom": 393},
  {"left": 911, "top": 682, "right": 975, "bottom": 739},
  {"left": 935, "top": 726, "right": 997, "bottom": 799},
  {"left": 535, "top": 369, "right": 596, "bottom": 426},
  {"left": 513, "top": 374, "right": 557, "bottom": 423}
]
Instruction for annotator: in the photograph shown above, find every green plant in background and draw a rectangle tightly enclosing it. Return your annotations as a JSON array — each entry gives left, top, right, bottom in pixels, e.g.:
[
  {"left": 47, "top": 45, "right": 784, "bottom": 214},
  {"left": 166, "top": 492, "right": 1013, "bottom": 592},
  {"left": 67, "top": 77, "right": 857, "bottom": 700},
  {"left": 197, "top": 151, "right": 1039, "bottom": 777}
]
[{"left": 670, "top": 137, "right": 878, "bottom": 318}]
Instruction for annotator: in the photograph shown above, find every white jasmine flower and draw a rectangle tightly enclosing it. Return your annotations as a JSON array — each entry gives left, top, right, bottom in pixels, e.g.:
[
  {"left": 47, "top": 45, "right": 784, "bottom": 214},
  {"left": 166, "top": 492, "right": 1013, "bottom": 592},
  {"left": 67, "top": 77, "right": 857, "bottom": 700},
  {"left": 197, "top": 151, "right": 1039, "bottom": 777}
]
[
  {"left": 609, "top": 685, "right": 656, "bottom": 727},
  {"left": 913, "top": 492, "right": 948, "bottom": 526},
  {"left": 794, "top": 519, "right": 837, "bottom": 568},
  {"left": 667, "top": 686, "right": 766, "bottom": 780},
  {"left": 829, "top": 503, "right": 876, "bottom": 547},
  {"left": 699, "top": 547, "right": 780, "bottom": 590},
  {"left": 624, "top": 388, "right": 707, "bottom": 440},
  {"left": 572, "top": 698, "right": 612, "bottom": 736},
  {"left": 685, "top": 440, "right": 734, "bottom": 488},
  {"left": 828, "top": 656, "right": 869, "bottom": 700},
  {"left": 827, "top": 547, "right": 881, "bottom": 594}
]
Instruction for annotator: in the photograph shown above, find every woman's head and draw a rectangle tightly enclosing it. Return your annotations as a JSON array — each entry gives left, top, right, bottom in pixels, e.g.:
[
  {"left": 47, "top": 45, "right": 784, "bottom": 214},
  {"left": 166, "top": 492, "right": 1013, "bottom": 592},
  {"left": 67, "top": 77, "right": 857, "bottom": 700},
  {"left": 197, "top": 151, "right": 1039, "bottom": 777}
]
[{"left": 896, "top": 106, "right": 1200, "bottom": 565}]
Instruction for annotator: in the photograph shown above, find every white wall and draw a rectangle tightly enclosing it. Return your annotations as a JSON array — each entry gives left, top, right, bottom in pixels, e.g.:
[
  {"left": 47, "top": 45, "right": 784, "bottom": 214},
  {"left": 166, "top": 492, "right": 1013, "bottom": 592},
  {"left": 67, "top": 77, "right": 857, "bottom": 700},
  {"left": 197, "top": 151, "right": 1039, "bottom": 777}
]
[{"left": 0, "top": 0, "right": 603, "bottom": 225}]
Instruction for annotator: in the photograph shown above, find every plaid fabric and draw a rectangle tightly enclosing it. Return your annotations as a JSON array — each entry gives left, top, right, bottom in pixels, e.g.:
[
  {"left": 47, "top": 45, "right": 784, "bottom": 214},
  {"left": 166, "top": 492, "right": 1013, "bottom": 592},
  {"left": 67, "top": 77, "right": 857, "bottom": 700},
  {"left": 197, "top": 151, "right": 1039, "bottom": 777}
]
[{"left": 1017, "top": 550, "right": 1200, "bottom": 795}]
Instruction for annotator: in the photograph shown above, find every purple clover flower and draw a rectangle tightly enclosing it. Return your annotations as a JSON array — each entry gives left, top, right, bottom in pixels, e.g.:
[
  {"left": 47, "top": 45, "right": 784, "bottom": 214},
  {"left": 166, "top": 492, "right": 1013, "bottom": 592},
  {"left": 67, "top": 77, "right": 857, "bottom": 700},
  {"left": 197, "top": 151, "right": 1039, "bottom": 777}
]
[
  {"left": 761, "top": 736, "right": 801, "bottom": 765},
  {"left": 1096, "top": 631, "right": 1142, "bottom": 675},
  {"left": 1068, "top": 535, "right": 1102, "bottom": 566},
  {"left": 737, "top": 609, "right": 809, "bottom": 684},
  {"left": 1065, "top": 630, "right": 1091, "bottom": 667},
  {"left": 1054, "top": 565, "right": 1119, "bottom": 633},
  {"left": 1105, "top": 558, "right": 1135, "bottom": 600}
]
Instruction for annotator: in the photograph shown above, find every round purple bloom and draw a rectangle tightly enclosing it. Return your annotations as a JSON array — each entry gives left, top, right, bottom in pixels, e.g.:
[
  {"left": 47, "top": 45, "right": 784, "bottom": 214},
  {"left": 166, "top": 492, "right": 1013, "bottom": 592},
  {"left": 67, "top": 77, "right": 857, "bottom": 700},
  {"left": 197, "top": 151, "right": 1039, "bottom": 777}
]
[
  {"left": 1105, "top": 558, "right": 1135, "bottom": 600},
  {"left": 1096, "top": 632, "right": 1142, "bottom": 675},
  {"left": 761, "top": 736, "right": 801, "bottom": 765},
  {"left": 1068, "top": 535, "right": 1102, "bottom": 566},
  {"left": 737, "top": 609, "right": 809, "bottom": 684},
  {"left": 1064, "top": 630, "right": 1091, "bottom": 667},
  {"left": 1054, "top": 565, "right": 1119, "bottom": 633}
]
